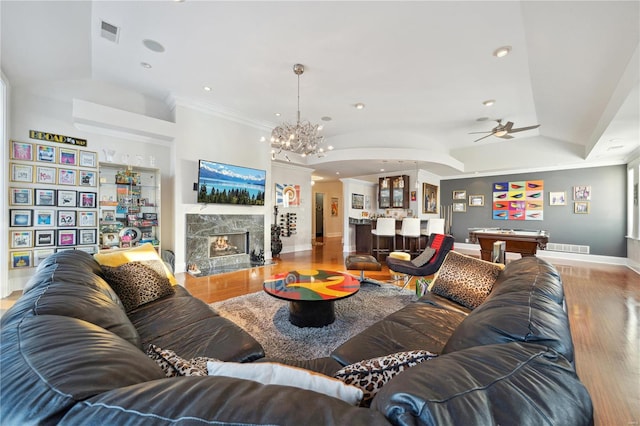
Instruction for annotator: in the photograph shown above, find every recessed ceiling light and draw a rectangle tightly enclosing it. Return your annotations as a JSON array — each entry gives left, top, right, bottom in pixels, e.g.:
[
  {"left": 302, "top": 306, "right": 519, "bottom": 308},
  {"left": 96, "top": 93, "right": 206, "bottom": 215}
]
[
  {"left": 142, "top": 39, "right": 165, "bottom": 53},
  {"left": 203, "top": 86, "right": 211, "bottom": 92},
  {"left": 493, "top": 46, "right": 512, "bottom": 58},
  {"left": 327, "top": 145, "right": 334, "bottom": 150},
  {"left": 355, "top": 103, "right": 365, "bottom": 110},
  {"left": 259, "top": 136, "right": 266, "bottom": 142},
  {"left": 336, "top": 172, "right": 340, "bottom": 175},
  {"left": 380, "top": 168, "right": 385, "bottom": 172},
  {"left": 140, "top": 62, "right": 152, "bottom": 69},
  {"left": 483, "top": 99, "right": 495, "bottom": 107},
  {"left": 275, "top": 112, "right": 281, "bottom": 117}
]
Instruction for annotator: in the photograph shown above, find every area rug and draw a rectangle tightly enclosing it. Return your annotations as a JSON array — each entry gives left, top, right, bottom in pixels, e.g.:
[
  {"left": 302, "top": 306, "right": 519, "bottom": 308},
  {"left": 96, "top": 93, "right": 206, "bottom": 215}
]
[{"left": 210, "top": 283, "right": 417, "bottom": 360}]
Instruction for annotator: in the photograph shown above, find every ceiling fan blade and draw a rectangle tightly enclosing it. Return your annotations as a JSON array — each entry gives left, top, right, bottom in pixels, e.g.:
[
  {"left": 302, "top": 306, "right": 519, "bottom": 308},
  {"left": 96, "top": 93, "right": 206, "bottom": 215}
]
[
  {"left": 508, "top": 124, "right": 540, "bottom": 133},
  {"left": 468, "top": 131, "right": 493, "bottom": 134},
  {"left": 473, "top": 133, "right": 494, "bottom": 142},
  {"left": 504, "top": 121, "right": 514, "bottom": 131}
]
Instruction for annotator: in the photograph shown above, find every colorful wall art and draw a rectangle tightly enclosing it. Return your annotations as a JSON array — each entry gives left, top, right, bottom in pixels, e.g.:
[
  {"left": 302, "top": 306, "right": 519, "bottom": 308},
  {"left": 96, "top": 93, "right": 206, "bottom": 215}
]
[
  {"left": 275, "top": 183, "right": 300, "bottom": 207},
  {"left": 492, "top": 180, "right": 544, "bottom": 221}
]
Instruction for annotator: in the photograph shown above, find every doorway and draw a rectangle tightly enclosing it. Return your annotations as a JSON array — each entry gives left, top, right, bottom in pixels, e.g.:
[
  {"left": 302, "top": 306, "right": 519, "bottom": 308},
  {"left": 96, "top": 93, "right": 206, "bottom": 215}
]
[{"left": 315, "top": 192, "right": 324, "bottom": 242}]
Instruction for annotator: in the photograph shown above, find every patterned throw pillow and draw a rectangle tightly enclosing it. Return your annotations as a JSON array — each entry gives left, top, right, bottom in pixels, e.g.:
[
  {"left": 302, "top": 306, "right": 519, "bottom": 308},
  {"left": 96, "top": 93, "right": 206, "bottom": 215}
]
[
  {"left": 146, "top": 344, "right": 218, "bottom": 377},
  {"left": 101, "top": 260, "right": 175, "bottom": 312},
  {"left": 333, "top": 350, "right": 438, "bottom": 407},
  {"left": 430, "top": 251, "right": 504, "bottom": 309}
]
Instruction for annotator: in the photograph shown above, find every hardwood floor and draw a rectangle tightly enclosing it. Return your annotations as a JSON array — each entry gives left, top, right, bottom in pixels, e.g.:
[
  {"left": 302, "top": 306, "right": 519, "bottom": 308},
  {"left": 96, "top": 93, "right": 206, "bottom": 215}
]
[{"left": 181, "top": 237, "right": 640, "bottom": 426}]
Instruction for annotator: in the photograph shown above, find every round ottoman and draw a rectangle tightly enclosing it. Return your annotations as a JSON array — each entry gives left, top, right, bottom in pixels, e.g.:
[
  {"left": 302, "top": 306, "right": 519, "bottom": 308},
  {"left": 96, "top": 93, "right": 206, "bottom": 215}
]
[{"left": 388, "top": 251, "right": 411, "bottom": 281}]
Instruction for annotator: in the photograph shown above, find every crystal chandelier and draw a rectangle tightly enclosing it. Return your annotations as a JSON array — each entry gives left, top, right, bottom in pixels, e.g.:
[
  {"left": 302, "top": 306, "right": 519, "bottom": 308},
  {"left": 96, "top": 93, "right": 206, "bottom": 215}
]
[{"left": 270, "top": 64, "right": 326, "bottom": 160}]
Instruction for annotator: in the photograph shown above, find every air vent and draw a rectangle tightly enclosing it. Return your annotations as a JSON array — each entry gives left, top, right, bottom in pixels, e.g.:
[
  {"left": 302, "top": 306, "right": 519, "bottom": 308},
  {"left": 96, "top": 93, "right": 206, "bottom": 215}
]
[
  {"left": 546, "top": 243, "right": 590, "bottom": 254},
  {"left": 100, "top": 20, "right": 120, "bottom": 43}
]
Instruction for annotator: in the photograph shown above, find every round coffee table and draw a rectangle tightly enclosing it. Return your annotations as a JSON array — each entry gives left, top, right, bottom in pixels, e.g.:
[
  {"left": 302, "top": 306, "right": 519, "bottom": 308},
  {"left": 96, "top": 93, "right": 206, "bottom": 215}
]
[{"left": 263, "top": 269, "right": 360, "bottom": 327}]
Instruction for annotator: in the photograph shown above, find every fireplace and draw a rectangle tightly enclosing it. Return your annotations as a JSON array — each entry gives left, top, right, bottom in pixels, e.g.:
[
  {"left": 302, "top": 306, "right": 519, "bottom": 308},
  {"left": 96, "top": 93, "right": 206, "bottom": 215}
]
[
  {"left": 209, "top": 232, "right": 249, "bottom": 258},
  {"left": 186, "top": 214, "right": 265, "bottom": 276}
]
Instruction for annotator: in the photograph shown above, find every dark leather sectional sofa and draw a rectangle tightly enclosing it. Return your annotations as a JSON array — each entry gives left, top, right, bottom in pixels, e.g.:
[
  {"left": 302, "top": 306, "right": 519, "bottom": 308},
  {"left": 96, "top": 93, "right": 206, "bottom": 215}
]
[{"left": 0, "top": 250, "right": 593, "bottom": 425}]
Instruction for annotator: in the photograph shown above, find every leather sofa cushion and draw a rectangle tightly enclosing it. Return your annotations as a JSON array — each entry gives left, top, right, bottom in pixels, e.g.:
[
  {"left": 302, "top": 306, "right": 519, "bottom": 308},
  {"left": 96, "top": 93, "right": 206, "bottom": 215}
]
[
  {"left": 372, "top": 342, "right": 593, "bottom": 426},
  {"left": 129, "top": 291, "right": 265, "bottom": 362},
  {"left": 60, "top": 376, "right": 391, "bottom": 425},
  {"left": 442, "top": 260, "right": 575, "bottom": 362},
  {"left": 0, "top": 315, "right": 165, "bottom": 425},
  {"left": 332, "top": 301, "right": 467, "bottom": 366},
  {"left": 13, "top": 251, "right": 141, "bottom": 348},
  {"left": 489, "top": 256, "right": 565, "bottom": 305}
]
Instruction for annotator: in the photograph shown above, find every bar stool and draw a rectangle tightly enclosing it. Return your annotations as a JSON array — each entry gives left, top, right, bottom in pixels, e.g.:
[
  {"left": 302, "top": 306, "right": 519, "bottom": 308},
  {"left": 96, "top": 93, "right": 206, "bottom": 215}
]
[
  {"left": 396, "top": 218, "right": 422, "bottom": 255},
  {"left": 421, "top": 218, "right": 445, "bottom": 248},
  {"left": 371, "top": 218, "right": 396, "bottom": 261}
]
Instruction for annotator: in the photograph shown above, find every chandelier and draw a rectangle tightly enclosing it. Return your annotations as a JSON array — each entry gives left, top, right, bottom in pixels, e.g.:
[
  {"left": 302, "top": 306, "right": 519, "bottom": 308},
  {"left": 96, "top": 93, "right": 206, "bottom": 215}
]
[{"left": 270, "top": 64, "right": 326, "bottom": 160}]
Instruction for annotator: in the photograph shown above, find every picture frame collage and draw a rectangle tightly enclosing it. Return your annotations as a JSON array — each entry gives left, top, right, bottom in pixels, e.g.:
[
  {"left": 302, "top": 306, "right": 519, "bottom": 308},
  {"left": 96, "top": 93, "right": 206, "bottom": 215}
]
[{"left": 8, "top": 140, "right": 99, "bottom": 269}]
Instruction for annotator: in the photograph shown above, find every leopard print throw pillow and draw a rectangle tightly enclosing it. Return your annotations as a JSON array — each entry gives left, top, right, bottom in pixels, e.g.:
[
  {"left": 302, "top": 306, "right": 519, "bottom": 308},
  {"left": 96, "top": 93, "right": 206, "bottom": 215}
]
[
  {"left": 101, "top": 260, "right": 175, "bottom": 312},
  {"left": 334, "top": 350, "right": 437, "bottom": 407},
  {"left": 430, "top": 251, "right": 504, "bottom": 309},
  {"left": 146, "top": 344, "right": 219, "bottom": 377}
]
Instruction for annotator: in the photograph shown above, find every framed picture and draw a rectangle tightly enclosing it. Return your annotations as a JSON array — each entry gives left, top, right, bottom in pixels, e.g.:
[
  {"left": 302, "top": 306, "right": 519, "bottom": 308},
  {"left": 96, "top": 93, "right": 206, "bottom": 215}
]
[
  {"left": 10, "top": 188, "right": 33, "bottom": 206},
  {"left": 102, "top": 232, "right": 119, "bottom": 247},
  {"left": 58, "top": 168, "right": 77, "bottom": 186},
  {"left": 36, "top": 166, "right": 57, "bottom": 184},
  {"left": 57, "top": 190, "right": 77, "bottom": 207},
  {"left": 58, "top": 148, "right": 77, "bottom": 166},
  {"left": 102, "top": 209, "right": 117, "bottom": 222},
  {"left": 34, "top": 209, "right": 55, "bottom": 227},
  {"left": 79, "top": 191, "right": 97, "bottom": 208},
  {"left": 351, "top": 193, "right": 364, "bottom": 209},
  {"left": 79, "top": 150, "right": 97, "bottom": 167},
  {"left": 10, "top": 230, "right": 33, "bottom": 249},
  {"left": 57, "top": 229, "right": 77, "bottom": 246},
  {"left": 57, "top": 210, "right": 76, "bottom": 227},
  {"left": 78, "top": 229, "right": 97, "bottom": 245},
  {"left": 10, "top": 209, "right": 33, "bottom": 227},
  {"left": 469, "top": 195, "right": 485, "bottom": 206},
  {"left": 33, "top": 248, "right": 56, "bottom": 266},
  {"left": 36, "top": 144, "right": 56, "bottom": 162},
  {"left": 573, "top": 185, "right": 591, "bottom": 201},
  {"left": 453, "top": 190, "right": 466, "bottom": 200},
  {"left": 330, "top": 197, "right": 339, "bottom": 216},
  {"left": 34, "top": 189, "right": 56, "bottom": 206},
  {"left": 453, "top": 202, "right": 467, "bottom": 213},
  {"left": 79, "top": 170, "right": 96, "bottom": 186},
  {"left": 10, "top": 251, "right": 32, "bottom": 269},
  {"left": 78, "top": 211, "right": 97, "bottom": 227},
  {"left": 10, "top": 163, "right": 34, "bottom": 183},
  {"left": 574, "top": 201, "right": 590, "bottom": 214},
  {"left": 423, "top": 183, "right": 439, "bottom": 214},
  {"left": 549, "top": 191, "right": 567, "bottom": 206},
  {"left": 34, "top": 229, "right": 56, "bottom": 246},
  {"left": 10, "top": 140, "right": 34, "bottom": 161}
]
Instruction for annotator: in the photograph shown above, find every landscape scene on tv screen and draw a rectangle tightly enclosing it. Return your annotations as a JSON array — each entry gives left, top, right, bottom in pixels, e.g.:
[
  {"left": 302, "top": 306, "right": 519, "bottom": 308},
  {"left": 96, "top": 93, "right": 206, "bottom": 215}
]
[{"left": 197, "top": 160, "right": 266, "bottom": 205}]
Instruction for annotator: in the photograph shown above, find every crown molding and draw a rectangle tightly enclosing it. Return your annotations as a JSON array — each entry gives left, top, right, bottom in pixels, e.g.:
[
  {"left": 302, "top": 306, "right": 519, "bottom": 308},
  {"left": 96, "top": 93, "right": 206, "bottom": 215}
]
[{"left": 170, "top": 96, "right": 274, "bottom": 131}]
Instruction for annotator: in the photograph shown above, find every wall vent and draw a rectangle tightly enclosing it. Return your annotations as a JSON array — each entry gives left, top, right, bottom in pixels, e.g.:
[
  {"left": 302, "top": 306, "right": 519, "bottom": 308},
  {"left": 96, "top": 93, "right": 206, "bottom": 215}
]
[
  {"left": 546, "top": 243, "right": 590, "bottom": 254},
  {"left": 100, "top": 21, "right": 120, "bottom": 43}
]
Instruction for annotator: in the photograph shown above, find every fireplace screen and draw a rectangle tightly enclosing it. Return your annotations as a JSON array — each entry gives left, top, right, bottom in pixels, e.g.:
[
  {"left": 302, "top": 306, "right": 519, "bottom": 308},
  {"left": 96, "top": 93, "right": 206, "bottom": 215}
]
[{"left": 209, "top": 232, "right": 249, "bottom": 258}]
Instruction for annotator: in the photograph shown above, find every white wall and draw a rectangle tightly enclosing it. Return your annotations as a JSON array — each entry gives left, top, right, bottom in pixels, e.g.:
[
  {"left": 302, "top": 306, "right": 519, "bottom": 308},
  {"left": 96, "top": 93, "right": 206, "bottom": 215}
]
[
  {"left": 271, "top": 162, "right": 313, "bottom": 254},
  {"left": 1, "top": 72, "right": 10, "bottom": 297},
  {"left": 172, "top": 104, "right": 272, "bottom": 271}
]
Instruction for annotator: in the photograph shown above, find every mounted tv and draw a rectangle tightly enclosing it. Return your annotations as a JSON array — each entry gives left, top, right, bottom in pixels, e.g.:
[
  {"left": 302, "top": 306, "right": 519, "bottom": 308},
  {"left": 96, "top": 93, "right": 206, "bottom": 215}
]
[{"left": 197, "top": 160, "right": 266, "bottom": 206}]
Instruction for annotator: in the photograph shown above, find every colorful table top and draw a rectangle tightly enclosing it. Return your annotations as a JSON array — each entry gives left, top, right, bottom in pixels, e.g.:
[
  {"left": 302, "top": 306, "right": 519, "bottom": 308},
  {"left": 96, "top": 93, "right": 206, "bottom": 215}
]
[{"left": 263, "top": 269, "right": 360, "bottom": 302}]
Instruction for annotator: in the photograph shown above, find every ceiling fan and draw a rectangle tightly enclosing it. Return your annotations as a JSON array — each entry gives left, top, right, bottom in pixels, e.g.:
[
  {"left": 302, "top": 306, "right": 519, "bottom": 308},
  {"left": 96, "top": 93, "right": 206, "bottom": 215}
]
[{"left": 469, "top": 119, "right": 540, "bottom": 142}]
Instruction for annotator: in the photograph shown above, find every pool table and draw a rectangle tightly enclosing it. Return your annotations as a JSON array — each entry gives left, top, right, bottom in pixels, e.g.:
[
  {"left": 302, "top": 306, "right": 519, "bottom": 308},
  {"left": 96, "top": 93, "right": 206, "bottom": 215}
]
[{"left": 468, "top": 228, "right": 549, "bottom": 261}]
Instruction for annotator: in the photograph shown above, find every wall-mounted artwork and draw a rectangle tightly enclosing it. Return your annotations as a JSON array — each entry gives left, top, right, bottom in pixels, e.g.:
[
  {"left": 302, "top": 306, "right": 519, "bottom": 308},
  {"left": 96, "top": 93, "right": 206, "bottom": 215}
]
[
  {"left": 573, "top": 185, "right": 591, "bottom": 201},
  {"left": 492, "top": 180, "right": 544, "bottom": 221},
  {"left": 423, "top": 183, "right": 438, "bottom": 214},
  {"left": 352, "top": 193, "right": 364, "bottom": 209},
  {"left": 275, "top": 183, "right": 300, "bottom": 207},
  {"left": 549, "top": 191, "right": 566, "bottom": 206},
  {"left": 331, "top": 197, "right": 339, "bottom": 216}
]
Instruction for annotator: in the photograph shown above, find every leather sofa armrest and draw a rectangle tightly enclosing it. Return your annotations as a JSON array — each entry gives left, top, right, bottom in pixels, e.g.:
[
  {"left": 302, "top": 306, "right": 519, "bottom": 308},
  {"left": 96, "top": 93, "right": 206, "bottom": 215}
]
[{"left": 60, "top": 376, "right": 391, "bottom": 425}]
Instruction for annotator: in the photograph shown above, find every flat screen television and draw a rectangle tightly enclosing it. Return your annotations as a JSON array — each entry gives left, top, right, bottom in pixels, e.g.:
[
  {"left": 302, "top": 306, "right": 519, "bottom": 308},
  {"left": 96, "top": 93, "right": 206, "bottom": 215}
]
[{"left": 197, "top": 160, "right": 266, "bottom": 206}]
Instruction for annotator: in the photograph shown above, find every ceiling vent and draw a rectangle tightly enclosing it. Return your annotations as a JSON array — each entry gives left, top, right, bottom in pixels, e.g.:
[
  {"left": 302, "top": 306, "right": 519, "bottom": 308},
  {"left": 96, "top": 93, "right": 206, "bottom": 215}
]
[{"left": 100, "top": 20, "right": 120, "bottom": 43}]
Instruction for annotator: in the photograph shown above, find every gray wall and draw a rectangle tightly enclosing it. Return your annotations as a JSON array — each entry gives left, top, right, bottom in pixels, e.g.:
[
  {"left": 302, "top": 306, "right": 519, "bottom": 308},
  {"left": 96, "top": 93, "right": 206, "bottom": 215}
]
[{"left": 441, "top": 165, "right": 626, "bottom": 257}]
